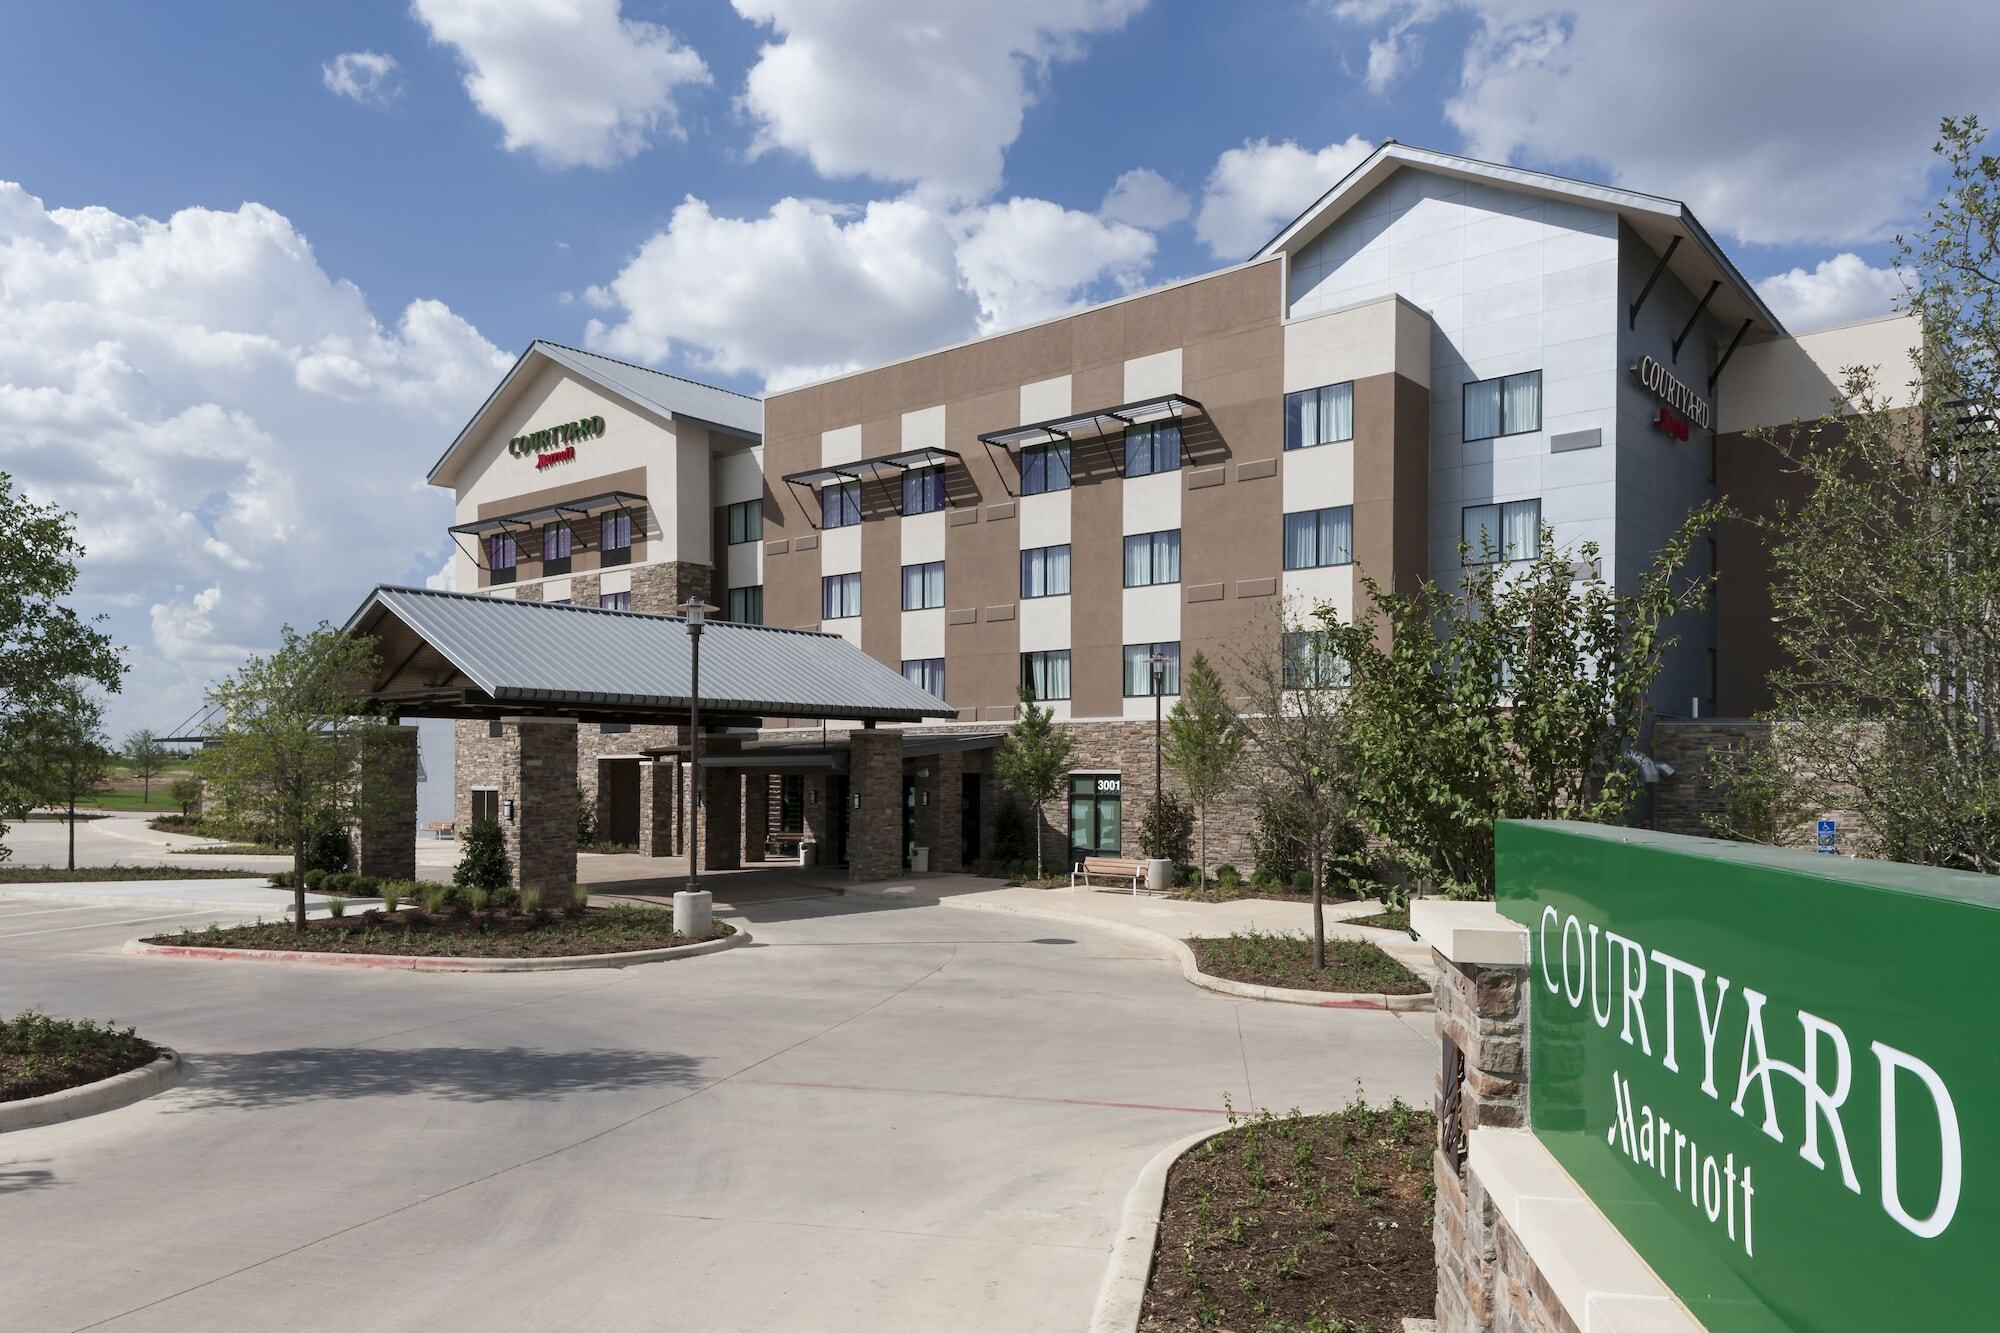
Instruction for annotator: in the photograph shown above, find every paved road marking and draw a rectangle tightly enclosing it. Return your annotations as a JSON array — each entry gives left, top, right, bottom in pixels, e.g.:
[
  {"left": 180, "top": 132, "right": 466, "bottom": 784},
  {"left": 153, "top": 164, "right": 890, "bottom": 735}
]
[
  {"left": 737, "top": 1078, "right": 1225, "bottom": 1116},
  {"left": 0, "top": 903, "right": 101, "bottom": 920},
  {"left": 0, "top": 908, "right": 232, "bottom": 940}
]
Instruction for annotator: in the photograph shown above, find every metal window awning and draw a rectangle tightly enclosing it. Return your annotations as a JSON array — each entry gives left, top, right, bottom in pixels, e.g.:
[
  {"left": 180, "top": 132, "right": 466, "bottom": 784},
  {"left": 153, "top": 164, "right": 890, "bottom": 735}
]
[
  {"left": 447, "top": 489, "right": 645, "bottom": 538},
  {"left": 780, "top": 447, "right": 961, "bottom": 527},
  {"left": 976, "top": 394, "right": 1204, "bottom": 494}
]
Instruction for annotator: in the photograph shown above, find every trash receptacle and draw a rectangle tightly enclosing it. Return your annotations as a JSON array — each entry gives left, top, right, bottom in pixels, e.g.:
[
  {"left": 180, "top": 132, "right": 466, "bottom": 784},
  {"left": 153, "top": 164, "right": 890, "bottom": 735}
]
[
  {"left": 799, "top": 840, "right": 816, "bottom": 867},
  {"left": 912, "top": 846, "right": 930, "bottom": 873}
]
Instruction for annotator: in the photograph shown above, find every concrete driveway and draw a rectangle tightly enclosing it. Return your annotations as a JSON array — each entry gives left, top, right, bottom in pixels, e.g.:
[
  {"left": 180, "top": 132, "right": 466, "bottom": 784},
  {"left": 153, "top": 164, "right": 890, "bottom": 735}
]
[{"left": 0, "top": 881, "right": 1435, "bottom": 1332}]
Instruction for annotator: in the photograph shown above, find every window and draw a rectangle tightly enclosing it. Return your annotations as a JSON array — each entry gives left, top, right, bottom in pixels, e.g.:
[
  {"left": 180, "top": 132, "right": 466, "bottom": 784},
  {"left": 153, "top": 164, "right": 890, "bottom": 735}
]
[
  {"left": 486, "top": 721, "right": 503, "bottom": 738},
  {"left": 727, "top": 585, "right": 763, "bottom": 624},
  {"left": 1123, "top": 529, "right": 1182, "bottom": 587},
  {"left": 541, "top": 522, "right": 572, "bottom": 574},
  {"left": 1020, "top": 544, "right": 1071, "bottom": 598},
  {"left": 901, "top": 467, "right": 947, "bottom": 515},
  {"left": 600, "top": 722, "right": 631, "bottom": 734},
  {"left": 820, "top": 481, "right": 861, "bottom": 528},
  {"left": 601, "top": 590, "right": 631, "bottom": 612},
  {"left": 1462, "top": 498, "right": 1541, "bottom": 564},
  {"left": 901, "top": 561, "right": 944, "bottom": 610},
  {"left": 1124, "top": 421, "right": 1182, "bottom": 477},
  {"left": 601, "top": 510, "right": 632, "bottom": 566},
  {"left": 487, "top": 532, "right": 516, "bottom": 584},
  {"left": 820, "top": 572, "right": 861, "bottom": 619},
  {"left": 902, "top": 658, "right": 946, "bottom": 697},
  {"left": 1283, "top": 506, "right": 1354, "bottom": 570},
  {"left": 1020, "top": 650, "right": 1072, "bottom": 701},
  {"left": 1123, "top": 642, "right": 1181, "bottom": 697},
  {"left": 1284, "top": 381, "right": 1355, "bottom": 450},
  {"left": 1463, "top": 370, "right": 1542, "bottom": 441},
  {"left": 471, "top": 789, "right": 498, "bottom": 823},
  {"left": 727, "top": 499, "right": 763, "bottom": 545},
  {"left": 1020, "top": 442, "right": 1071, "bottom": 495},
  {"left": 1282, "top": 630, "right": 1346, "bottom": 689}
]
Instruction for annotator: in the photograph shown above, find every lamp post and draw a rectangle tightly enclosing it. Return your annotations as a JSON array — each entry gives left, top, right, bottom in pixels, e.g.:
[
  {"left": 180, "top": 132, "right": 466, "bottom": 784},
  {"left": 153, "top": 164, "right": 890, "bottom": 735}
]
[
  {"left": 1147, "top": 650, "right": 1170, "bottom": 877},
  {"left": 679, "top": 597, "right": 717, "bottom": 934}
]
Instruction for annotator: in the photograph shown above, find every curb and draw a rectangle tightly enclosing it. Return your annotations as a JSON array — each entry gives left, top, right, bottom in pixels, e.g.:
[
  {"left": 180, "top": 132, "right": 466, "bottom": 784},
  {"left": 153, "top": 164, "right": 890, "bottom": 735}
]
[
  {"left": 932, "top": 896, "right": 1433, "bottom": 1012},
  {"left": 1089, "top": 1122, "right": 1234, "bottom": 1333},
  {"left": 120, "top": 925, "right": 749, "bottom": 973},
  {"left": 0, "top": 1048, "right": 183, "bottom": 1133}
]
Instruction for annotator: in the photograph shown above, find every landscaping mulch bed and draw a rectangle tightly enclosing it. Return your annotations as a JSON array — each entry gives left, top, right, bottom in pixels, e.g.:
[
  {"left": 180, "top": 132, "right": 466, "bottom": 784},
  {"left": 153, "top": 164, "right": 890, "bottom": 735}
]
[
  {"left": 0, "top": 866, "right": 269, "bottom": 883},
  {"left": 1186, "top": 931, "right": 1427, "bottom": 995},
  {"left": 2, "top": 1012, "right": 158, "bottom": 1103},
  {"left": 1140, "top": 1099, "right": 1436, "bottom": 1332},
  {"left": 144, "top": 904, "right": 730, "bottom": 959}
]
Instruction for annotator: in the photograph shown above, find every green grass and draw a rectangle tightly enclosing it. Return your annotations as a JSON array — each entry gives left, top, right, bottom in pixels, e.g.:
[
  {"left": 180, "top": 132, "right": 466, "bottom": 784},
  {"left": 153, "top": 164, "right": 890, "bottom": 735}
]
[
  {"left": 77, "top": 788, "right": 184, "bottom": 813},
  {"left": 1346, "top": 906, "right": 1411, "bottom": 932},
  {"left": 2, "top": 1012, "right": 159, "bottom": 1103},
  {"left": 1186, "top": 930, "right": 1427, "bottom": 995},
  {"left": 0, "top": 866, "right": 268, "bottom": 883}
]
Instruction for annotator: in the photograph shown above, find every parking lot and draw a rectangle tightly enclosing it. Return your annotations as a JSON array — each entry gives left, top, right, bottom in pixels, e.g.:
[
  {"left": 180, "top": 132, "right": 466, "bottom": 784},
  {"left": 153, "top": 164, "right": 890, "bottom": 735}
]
[{"left": 0, "top": 881, "right": 1434, "bottom": 1332}]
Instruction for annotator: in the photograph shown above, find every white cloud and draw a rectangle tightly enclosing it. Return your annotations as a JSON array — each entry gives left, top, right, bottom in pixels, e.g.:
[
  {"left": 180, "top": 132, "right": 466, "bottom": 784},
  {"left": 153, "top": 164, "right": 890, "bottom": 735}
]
[
  {"left": 1756, "top": 254, "right": 1905, "bottom": 333},
  {"left": 587, "top": 191, "right": 1158, "bottom": 391},
  {"left": 1328, "top": 0, "right": 1446, "bottom": 94},
  {"left": 1193, "top": 135, "right": 1374, "bottom": 258},
  {"left": 413, "top": 0, "right": 710, "bottom": 169},
  {"left": 733, "top": 0, "right": 1148, "bottom": 200},
  {"left": 1330, "top": 1, "right": 2000, "bottom": 246},
  {"left": 0, "top": 181, "right": 509, "bottom": 738},
  {"left": 1099, "top": 168, "right": 1189, "bottom": 229},
  {"left": 323, "top": 51, "right": 402, "bottom": 106}
]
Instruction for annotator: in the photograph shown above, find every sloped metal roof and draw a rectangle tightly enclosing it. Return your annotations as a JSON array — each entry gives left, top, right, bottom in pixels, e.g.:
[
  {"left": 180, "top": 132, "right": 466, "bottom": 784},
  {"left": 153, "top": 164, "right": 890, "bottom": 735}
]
[{"left": 343, "top": 586, "right": 955, "bottom": 724}]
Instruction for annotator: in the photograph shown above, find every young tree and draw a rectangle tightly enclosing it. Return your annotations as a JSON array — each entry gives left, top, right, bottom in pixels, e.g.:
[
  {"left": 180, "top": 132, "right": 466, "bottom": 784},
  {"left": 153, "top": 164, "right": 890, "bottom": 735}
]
[
  {"left": 1162, "top": 651, "right": 1243, "bottom": 882},
  {"left": 1232, "top": 605, "right": 1364, "bottom": 969},
  {"left": 1714, "top": 117, "right": 2000, "bottom": 871},
  {"left": 995, "top": 685, "right": 1074, "bottom": 880},
  {"left": 197, "top": 624, "right": 384, "bottom": 929},
  {"left": 123, "top": 729, "right": 170, "bottom": 804},
  {"left": 1321, "top": 515, "right": 1713, "bottom": 898},
  {"left": 18, "top": 682, "right": 114, "bottom": 870},
  {"left": 0, "top": 472, "right": 124, "bottom": 863}
]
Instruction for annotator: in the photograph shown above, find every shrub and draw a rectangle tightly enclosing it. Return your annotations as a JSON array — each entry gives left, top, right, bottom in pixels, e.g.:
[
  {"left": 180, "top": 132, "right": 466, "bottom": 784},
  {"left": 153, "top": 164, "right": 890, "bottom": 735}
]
[
  {"left": 303, "top": 868, "right": 327, "bottom": 891},
  {"left": 1174, "top": 863, "right": 1202, "bottom": 887},
  {"left": 303, "top": 825, "right": 353, "bottom": 876},
  {"left": 1216, "top": 864, "right": 1242, "bottom": 888},
  {"left": 326, "top": 897, "right": 346, "bottom": 918},
  {"left": 991, "top": 799, "right": 1034, "bottom": 864},
  {"left": 350, "top": 874, "right": 380, "bottom": 897},
  {"left": 576, "top": 781, "right": 598, "bottom": 845},
  {"left": 467, "top": 885, "right": 490, "bottom": 912},
  {"left": 1291, "top": 869, "right": 1313, "bottom": 893},
  {"left": 322, "top": 871, "right": 356, "bottom": 896},
  {"left": 454, "top": 819, "right": 511, "bottom": 893},
  {"left": 1249, "top": 797, "right": 1301, "bottom": 888},
  {"left": 1137, "top": 791, "right": 1195, "bottom": 863},
  {"left": 270, "top": 870, "right": 293, "bottom": 888},
  {"left": 569, "top": 884, "right": 591, "bottom": 914},
  {"left": 520, "top": 887, "right": 542, "bottom": 915},
  {"left": 378, "top": 884, "right": 400, "bottom": 913},
  {"left": 487, "top": 886, "right": 520, "bottom": 912}
]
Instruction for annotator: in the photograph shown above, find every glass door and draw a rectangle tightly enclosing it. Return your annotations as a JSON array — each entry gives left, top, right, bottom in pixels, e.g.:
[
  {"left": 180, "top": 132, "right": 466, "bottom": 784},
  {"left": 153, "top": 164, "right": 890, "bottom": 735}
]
[{"left": 1067, "top": 773, "right": 1122, "bottom": 867}]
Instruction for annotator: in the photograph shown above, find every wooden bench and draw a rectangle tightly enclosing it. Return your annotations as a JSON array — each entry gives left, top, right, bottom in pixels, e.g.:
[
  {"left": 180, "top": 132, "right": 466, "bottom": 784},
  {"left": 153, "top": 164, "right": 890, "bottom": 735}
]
[
  {"left": 766, "top": 830, "right": 805, "bottom": 858},
  {"left": 425, "top": 820, "right": 456, "bottom": 840},
  {"left": 1070, "top": 856, "right": 1149, "bottom": 895}
]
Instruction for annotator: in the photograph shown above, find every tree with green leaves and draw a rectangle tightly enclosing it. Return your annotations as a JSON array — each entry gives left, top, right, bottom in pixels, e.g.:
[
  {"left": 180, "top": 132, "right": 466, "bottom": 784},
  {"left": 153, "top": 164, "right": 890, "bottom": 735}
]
[
  {"left": 19, "top": 682, "right": 114, "bottom": 870},
  {"left": 1711, "top": 116, "right": 2000, "bottom": 871},
  {"left": 995, "top": 684, "right": 1074, "bottom": 880},
  {"left": 196, "top": 623, "right": 384, "bottom": 929},
  {"left": 1162, "top": 651, "right": 1242, "bottom": 882},
  {"left": 1321, "top": 513, "right": 1713, "bottom": 899},
  {"left": 0, "top": 472, "right": 124, "bottom": 863},
  {"left": 1232, "top": 604, "right": 1366, "bottom": 968},
  {"left": 122, "top": 729, "right": 171, "bottom": 804}
]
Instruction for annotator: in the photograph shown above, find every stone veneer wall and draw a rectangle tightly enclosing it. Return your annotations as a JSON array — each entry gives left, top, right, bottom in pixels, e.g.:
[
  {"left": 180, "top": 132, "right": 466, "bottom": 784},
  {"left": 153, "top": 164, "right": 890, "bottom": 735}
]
[
  {"left": 630, "top": 560, "right": 711, "bottom": 615},
  {"left": 1651, "top": 718, "right": 1873, "bottom": 852},
  {"left": 845, "top": 729, "right": 904, "bottom": 881},
  {"left": 500, "top": 718, "right": 579, "bottom": 897},
  {"left": 353, "top": 725, "right": 419, "bottom": 881}
]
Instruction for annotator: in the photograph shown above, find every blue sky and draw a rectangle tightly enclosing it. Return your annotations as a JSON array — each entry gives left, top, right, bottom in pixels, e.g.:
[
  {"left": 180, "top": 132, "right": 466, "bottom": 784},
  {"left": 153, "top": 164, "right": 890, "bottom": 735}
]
[{"left": 0, "top": 0, "right": 1989, "bottom": 736}]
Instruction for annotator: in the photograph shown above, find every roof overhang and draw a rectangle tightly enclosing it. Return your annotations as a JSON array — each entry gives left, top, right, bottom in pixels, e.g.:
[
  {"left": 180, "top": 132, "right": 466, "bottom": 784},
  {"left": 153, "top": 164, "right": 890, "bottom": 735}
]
[
  {"left": 978, "top": 394, "right": 1203, "bottom": 450},
  {"left": 448, "top": 490, "right": 645, "bottom": 537},
  {"left": 780, "top": 446, "right": 961, "bottom": 489},
  {"left": 1254, "top": 142, "right": 1785, "bottom": 340}
]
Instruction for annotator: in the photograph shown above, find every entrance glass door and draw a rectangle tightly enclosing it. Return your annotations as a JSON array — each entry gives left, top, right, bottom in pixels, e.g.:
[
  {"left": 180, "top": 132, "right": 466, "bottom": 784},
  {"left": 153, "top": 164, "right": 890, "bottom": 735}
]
[{"left": 1068, "top": 773, "right": 1122, "bottom": 868}]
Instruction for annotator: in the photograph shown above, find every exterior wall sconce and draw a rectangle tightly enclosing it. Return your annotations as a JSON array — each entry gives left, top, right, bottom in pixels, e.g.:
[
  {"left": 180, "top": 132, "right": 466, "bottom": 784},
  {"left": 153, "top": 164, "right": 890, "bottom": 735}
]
[
  {"left": 852, "top": 793, "right": 861, "bottom": 810},
  {"left": 502, "top": 798, "right": 516, "bottom": 822}
]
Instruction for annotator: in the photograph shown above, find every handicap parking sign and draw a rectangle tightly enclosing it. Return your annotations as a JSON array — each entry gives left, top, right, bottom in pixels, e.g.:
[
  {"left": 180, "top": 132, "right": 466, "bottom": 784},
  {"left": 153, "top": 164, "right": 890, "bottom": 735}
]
[{"left": 1815, "top": 817, "right": 1837, "bottom": 854}]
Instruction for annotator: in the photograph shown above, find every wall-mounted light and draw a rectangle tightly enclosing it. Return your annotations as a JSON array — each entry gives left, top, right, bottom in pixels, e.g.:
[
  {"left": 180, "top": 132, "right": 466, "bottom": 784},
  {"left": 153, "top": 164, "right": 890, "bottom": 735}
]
[
  {"left": 920, "top": 791, "right": 929, "bottom": 807},
  {"left": 502, "top": 798, "right": 516, "bottom": 823},
  {"left": 852, "top": 793, "right": 861, "bottom": 810}
]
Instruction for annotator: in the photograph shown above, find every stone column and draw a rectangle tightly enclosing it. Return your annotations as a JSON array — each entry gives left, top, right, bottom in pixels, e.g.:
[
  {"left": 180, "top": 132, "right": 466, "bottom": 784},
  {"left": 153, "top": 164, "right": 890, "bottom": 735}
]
[
  {"left": 638, "top": 760, "right": 674, "bottom": 858},
  {"left": 802, "top": 772, "right": 831, "bottom": 863},
  {"left": 499, "top": 718, "right": 579, "bottom": 898},
  {"left": 353, "top": 724, "right": 418, "bottom": 881},
  {"left": 701, "top": 767, "right": 742, "bottom": 871},
  {"left": 742, "top": 773, "right": 770, "bottom": 863},
  {"left": 846, "top": 728, "right": 904, "bottom": 882}
]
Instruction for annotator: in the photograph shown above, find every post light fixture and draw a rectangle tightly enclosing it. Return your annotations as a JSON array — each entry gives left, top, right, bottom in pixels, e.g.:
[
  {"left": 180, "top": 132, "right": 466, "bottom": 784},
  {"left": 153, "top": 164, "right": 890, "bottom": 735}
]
[
  {"left": 1147, "top": 650, "right": 1170, "bottom": 868},
  {"left": 680, "top": 596, "right": 717, "bottom": 895}
]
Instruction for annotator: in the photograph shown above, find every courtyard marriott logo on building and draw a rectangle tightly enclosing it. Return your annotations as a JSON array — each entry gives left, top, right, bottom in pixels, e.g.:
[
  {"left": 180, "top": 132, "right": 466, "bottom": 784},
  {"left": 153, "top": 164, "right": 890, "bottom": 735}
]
[
  {"left": 509, "top": 414, "right": 604, "bottom": 471},
  {"left": 1632, "top": 356, "right": 1711, "bottom": 434}
]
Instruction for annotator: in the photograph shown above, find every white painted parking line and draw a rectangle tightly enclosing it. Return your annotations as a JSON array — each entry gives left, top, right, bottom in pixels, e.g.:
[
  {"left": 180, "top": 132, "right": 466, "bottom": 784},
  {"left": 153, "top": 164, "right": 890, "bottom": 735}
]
[
  {"left": 0, "top": 908, "right": 233, "bottom": 941},
  {"left": 0, "top": 903, "right": 102, "bottom": 920}
]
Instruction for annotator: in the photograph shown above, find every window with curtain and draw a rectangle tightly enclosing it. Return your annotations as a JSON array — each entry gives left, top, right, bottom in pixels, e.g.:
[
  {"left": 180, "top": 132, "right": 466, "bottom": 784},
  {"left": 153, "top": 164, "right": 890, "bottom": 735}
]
[
  {"left": 901, "top": 467, "right": 947, "bottom": 515},
  {"left": 1124, "top": 421, "right": 1182, "bottom": 477},
  {"left": 727, "top": 499, "right": 763, "bottom": 545},
  {"left": 1020, "top": 650, "right": 1072, "bottom": 701},
  {"left": 541, "top": 522, "right": 572, "bottom": 573},
  {"left": 727, "top": 586, "right": 763, "bottom": 624},
  {"left": 901, "top": 561, "right": 945, "bottom": 610},
  {"left": 601, "top": 510, "right": 632, "bottom": 566},
  {"left": 902, "top": 658, "right": 946, "bottom": 696},
  {"left": 1463, "top": 370, "right": 1542, "bottom": 441},
  {"left": 1020, "top": 544, "right": 1071, "bottom": 598},
  {"left": 1281, "top": 506, "right": 1353, "bottom": 570},
  {"left": 1283, "top": 381, "right": 1355, "bottom": 450},
  {"left": 1020, "top": 442, "right": 1071, "bottom": 495},
  {"left": 820, "top": 481, "right": 861, "bottom": 528},
  {"left": 1122, "top": 642, "right": 1181, "bottom": 697},
  {"left": 1461, "top": 498, "right": 1541, "bottom": 563},
  {"left": 601, "top": 590, "right": 631, "bottom": 612},
  {"left": 1123, "top": 529, "right": 1181, "bottom": 587},
  {"left": 488, "top": 532, "right": 516, "bottom": 583},
  {"left": 1281, "top": 630, "right": 1346, "bottom": 689},
  {"left": 820, "top": 572, "right": 861, "bottom": 619}
]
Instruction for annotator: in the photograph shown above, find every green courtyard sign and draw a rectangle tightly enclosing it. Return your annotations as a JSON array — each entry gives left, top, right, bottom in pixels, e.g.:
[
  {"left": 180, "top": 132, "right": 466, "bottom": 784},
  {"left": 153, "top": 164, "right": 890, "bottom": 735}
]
[{"left": 1496, "top": 821, "right": 1987, "bottom": 1330}]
